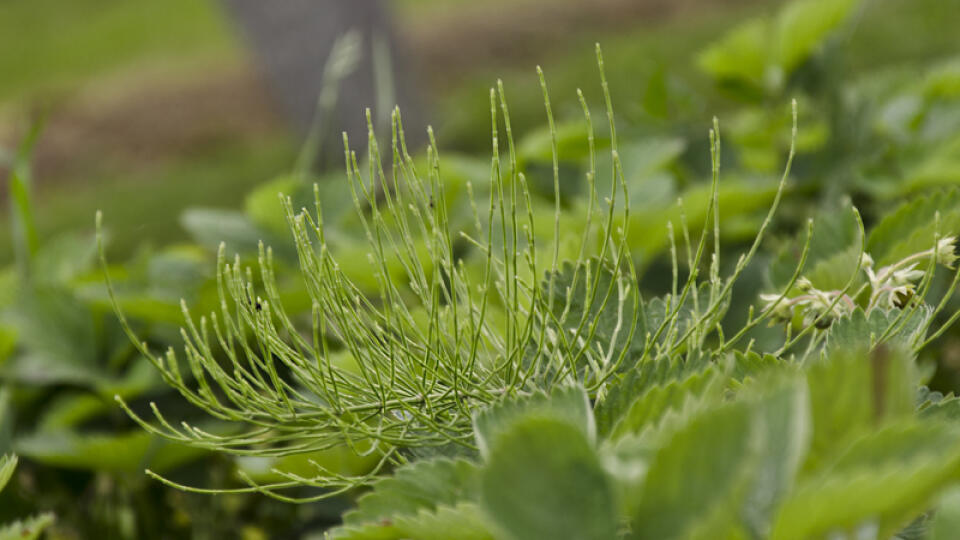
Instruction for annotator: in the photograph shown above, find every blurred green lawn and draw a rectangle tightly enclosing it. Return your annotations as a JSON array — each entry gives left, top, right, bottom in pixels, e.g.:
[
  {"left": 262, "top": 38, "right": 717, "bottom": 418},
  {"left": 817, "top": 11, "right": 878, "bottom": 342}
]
[
  {"left": 0, "top": 0, "right": 505, "bottom": 102},
  {"left": 1, "top": 0, "right": 957, "bottom": 263},
  {"left": 0, "top": 0, "right": 235, "bottom": 103},
  {"left": 0, "top": 0, "right": 505, "bottom": 262}
]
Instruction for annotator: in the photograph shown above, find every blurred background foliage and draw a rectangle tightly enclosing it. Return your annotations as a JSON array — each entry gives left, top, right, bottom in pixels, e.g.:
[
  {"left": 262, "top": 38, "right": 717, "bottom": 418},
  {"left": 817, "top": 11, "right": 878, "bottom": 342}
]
[{"left": 0, "top": 0, "right": 959, "bottom": 537}]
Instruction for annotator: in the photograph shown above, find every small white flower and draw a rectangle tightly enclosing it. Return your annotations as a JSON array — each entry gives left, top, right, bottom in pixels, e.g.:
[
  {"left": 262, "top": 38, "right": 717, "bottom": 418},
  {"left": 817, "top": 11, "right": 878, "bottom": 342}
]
[
  {"left": 760, "top": 293, "right": 794, "bottom": 319},
  {"left": 759, "top": 293, "right": 781, "bottom": 305},
  {"left": 936, "top": 236, "right": 958, "bottom": 268},
  {"left": 887, "top": 284, "right": 915, "bottom": 309},
  {"left": 865, "top": 268, "right": 880, "bottom": 289},
  {"left": 891, "top": 263, "right": 925, "bottom": 285}
]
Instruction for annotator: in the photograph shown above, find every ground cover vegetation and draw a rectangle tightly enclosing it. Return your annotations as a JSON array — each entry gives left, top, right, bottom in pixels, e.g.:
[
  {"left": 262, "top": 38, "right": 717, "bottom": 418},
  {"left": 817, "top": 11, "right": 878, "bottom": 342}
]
[{"left": 2, "top": 0, "right": 960, "bottom": 537}]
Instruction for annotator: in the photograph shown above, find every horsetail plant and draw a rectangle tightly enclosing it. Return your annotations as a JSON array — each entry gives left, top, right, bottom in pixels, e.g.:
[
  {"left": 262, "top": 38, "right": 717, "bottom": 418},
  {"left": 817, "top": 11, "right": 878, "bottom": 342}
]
[
  {"left": 99, "top": 47, "right": 661, "bottom": 491},
  {"left": 98, "top": 45, "right": 960, "bottom": 538}
]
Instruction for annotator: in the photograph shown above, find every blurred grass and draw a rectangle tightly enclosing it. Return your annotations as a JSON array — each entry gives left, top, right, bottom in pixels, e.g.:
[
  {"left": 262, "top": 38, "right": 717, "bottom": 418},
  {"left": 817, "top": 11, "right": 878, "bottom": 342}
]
[
  {"left": 427, "top": 4, "right": 745, "bottom": 151},
  {"left": 0, "top": 0, "right": 487, "bottom": 103},
  {"left": 430, "top": 0, "right": 960, "bottom": 151},
  {"left": 394, "top": 0, "right": 544, "bottom": 19},
  {"left": 0, "top": 0, "right": 237, "bottom": 103},
  {"left": 0, "top": 0, "right": 495, "bottom": 265},
  {"left": 3, "top": 136, "right": 294, "bottom": 260},
  {"left": 1, "top": 0, "right": 958, "bottom": 264}
]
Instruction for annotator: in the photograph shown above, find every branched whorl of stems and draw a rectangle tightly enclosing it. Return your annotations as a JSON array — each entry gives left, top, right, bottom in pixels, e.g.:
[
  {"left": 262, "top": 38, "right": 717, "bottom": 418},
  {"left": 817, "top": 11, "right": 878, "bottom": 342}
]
[{"left": 99, "top": 47, "right": 809, "bottom": 495}]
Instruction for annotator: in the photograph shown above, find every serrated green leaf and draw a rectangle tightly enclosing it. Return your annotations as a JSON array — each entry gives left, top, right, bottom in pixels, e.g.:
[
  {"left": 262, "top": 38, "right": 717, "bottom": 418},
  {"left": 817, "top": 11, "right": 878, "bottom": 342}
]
[
  {"left": 333, "top": 503, "right": 494, "bottom": 540},
  {"left": 867, "top": 189, "right": 960, "bottom": 266},
  {"left": 628, "top": 401, "right": 757, "bottom": 540},
  {"left": 697, "top": 17, "right": 769, "bottom": 90},
  {"left": 342, "top": 458, "right": 480, "bottom": 527},
  {"left": 643, "top": 282, "right": 731, "bottom": 349},
  {"left": 774, "top": 0, "right": 859, "bottom": 74},
  {"left": 830, "top": 422, "right": 960, "bottom": 471},
  {"left": 920, "top": 394, "right": 960, "bottom": 421},
  {"left": 542, "top": 258, "right": 645, "bottom": 372},
  {"left": 0, "top": 513, "right": 54, "bottom": 540},
  {"left": 545, "top": 260, "right": 726, "bottom": 387},
  {"left": 2, "top": 285, "right": 101, "bottom": 385},
  {"left": 594, "top": 137, "right": 684, "bottom": 208},
  {"left": 930, "top": 487, "right": 960, "bottom": 540},
  {"left": 480, "top": 416, "right": 617, "bottom": 540},
  {"left": 772, "top": 422, "right": 960, "bottom": 539},
  {"left": 826, "top": 306, "right": 932, "bottom": 353},
  {"left": 740, "top": 376, "right": 811, "bottom": 537},
  {"left": 770, "top": 200, "right": 858, "bottom": 289},
  {"left": 473, "top": 385, "right": 593, "bottom": 459},
  {"left": 595, "top": 354, "right": 706, "bottom": 437},
  {"left": 805, "top": 346, "right": 916, "bottom": 469},
  {"left": 728, "top": 351, "right": 790, "bottom": 385},
  {"left": 609, "top": 365, "right": 720, "bottom": 439},
  {"left": 391, "top": 503, "right": 493, "bottom": 540},
  {"left": 801, "top": 244, "right": 863, "bottom": 292}
]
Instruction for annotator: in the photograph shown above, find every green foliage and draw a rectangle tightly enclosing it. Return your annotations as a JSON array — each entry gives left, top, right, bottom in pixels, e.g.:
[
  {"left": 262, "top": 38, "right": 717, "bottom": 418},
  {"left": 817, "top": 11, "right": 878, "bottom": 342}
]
[
  {"left": 14, "top": 429, "right": 205, "bottom": 474},
  {"left": 1, "top": 435, "right": 54, "bottom": 540},
  {"left": 804, "top": 346, "right": 916, "bottom": 467},
  {"left": 606, "top": 364, "right": 719, "bottom": 439},
  {"left": 0, "top": 454, "right": 15, "bottom": 493},
  {"left": 474, "top": 386, "right": 595, "bottom": 457},
  {"left": 698, "top": 0, "right": 859, "bottom": 95},
  {"left": 0, "top": 513, "right": 55, "bottom": 540},
  {"left": 628, "top": 399, "right": 757, "bottom": 539},
  {"left": 0, "top": 453, "right": 54, "bottom": 540},
  {"left": 317, "top": 346, "right": 960, "bottom": 539},
  {"left": 334, "top": 502, "right": 493, "bottom": 540},
  {"left": 771, "top": 422, "right": 960, "bottom": 539},
  {"left": 1, "top": 124, "right": 306, "bottom": 538},
  {"left": 480, "top": 416, "right": 616, "bottom": 540},
  {"left": 867, "top": 189, "right": 960, "bottom": 266},
  {"left": 93, "top": 27, "right": 960, "bottom": 538},
  {"left": 0, "top": 0, "right": 953, "bottom": 535},
  {"left": 341, "top": 458, "right": 480, "bottom": 527},
  {"left": 930, "top": 488, "right": 960, "bottom": 540}
]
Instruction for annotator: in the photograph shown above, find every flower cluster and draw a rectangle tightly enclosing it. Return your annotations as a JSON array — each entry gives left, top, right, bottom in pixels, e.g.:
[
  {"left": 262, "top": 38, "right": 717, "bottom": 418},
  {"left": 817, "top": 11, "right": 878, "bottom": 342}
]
[
  {"left": 762, "top": 236, "right": 958, "bottom": 328},
  {"left": 866, "top": 236, "right": 958, "bottom": 310},
  {"left": 760, "top": 277, "right": 856, "bottom": 328}
]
